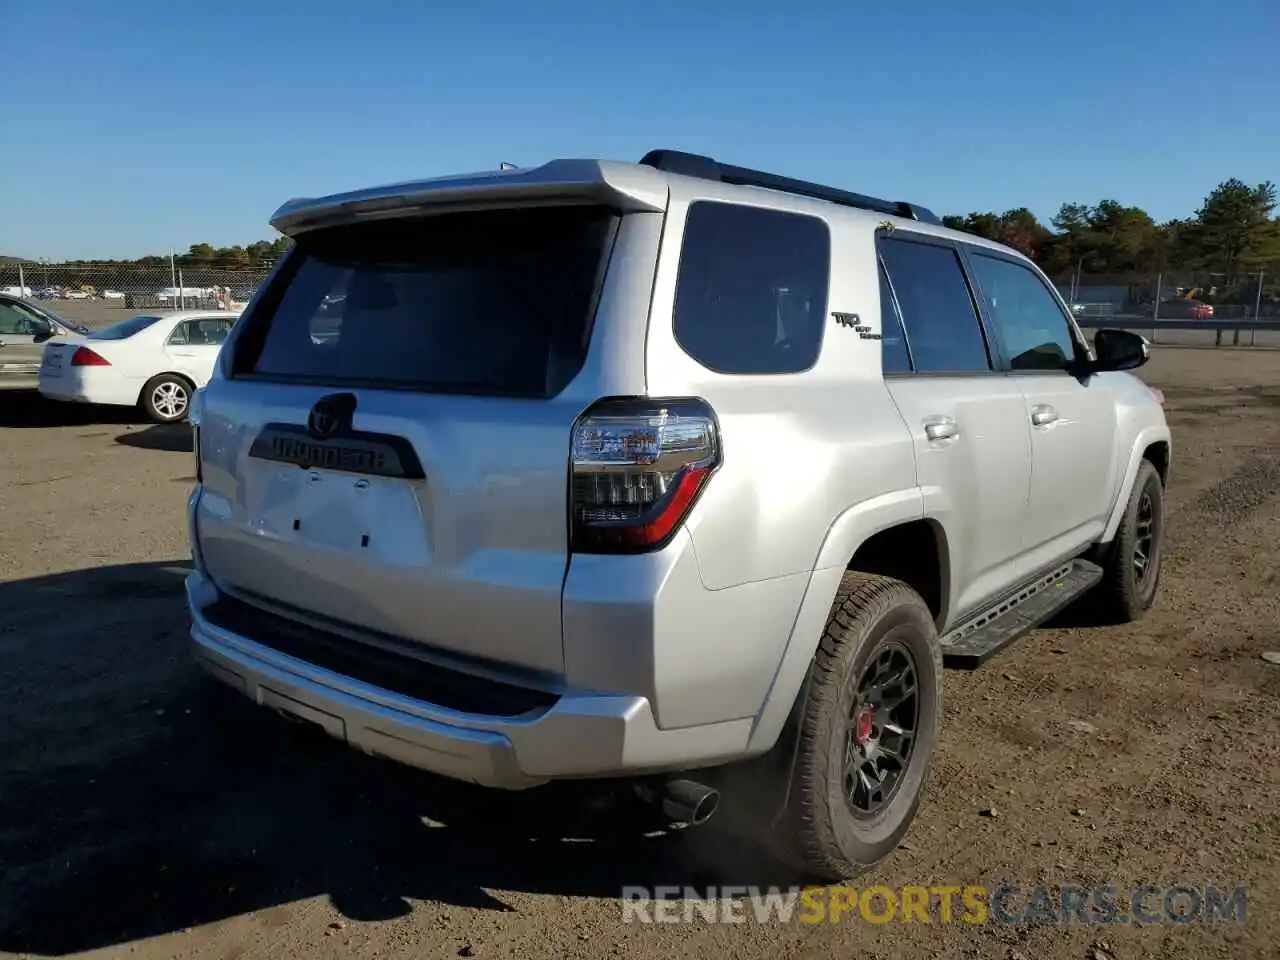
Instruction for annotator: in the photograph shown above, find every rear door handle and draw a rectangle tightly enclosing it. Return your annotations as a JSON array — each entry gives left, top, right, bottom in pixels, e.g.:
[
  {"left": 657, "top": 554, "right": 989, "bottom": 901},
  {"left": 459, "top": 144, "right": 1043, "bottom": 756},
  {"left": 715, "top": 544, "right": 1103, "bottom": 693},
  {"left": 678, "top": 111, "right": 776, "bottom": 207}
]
[
  {"left": 1030, "top": 405, "right": 1059, "bottom": 426},
  {"left": 923, "top": 415, "right": 958, "bottom": 441}
]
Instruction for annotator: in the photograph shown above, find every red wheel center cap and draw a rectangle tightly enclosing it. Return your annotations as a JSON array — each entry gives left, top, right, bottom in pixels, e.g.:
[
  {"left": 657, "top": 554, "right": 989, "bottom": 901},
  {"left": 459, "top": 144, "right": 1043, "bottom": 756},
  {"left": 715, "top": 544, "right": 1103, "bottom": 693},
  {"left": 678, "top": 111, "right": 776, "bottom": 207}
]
[{"left": 855, "top": 707, "right": 874, "bottom": 744}]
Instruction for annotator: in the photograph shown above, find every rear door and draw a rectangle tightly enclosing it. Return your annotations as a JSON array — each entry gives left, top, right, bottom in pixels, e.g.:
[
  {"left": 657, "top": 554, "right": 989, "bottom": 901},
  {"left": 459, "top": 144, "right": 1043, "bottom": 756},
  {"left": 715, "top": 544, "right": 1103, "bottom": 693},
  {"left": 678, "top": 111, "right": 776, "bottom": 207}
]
[
  {"left": 164, "top": 315, "right": 235, "bottom": 386},
  {"left": 194, "top": 204, "right": 630, "bottom": 677},
  {"left": 877, "top": 232, "right": 1034, "bottom": 622}
]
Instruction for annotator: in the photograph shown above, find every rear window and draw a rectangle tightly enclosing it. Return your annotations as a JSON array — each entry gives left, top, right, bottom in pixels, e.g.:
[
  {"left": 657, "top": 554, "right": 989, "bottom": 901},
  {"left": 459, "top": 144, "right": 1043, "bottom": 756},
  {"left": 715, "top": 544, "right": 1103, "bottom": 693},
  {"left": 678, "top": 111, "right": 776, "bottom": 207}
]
[
  {"left": 90, "top": 315, "right": 162, "bottom": 340},
  {"left": 672, "top": 201, "right": 830, "bottom": 375},
  {"left": 234, "top": 206, "right": 619, "bottom": 397}
]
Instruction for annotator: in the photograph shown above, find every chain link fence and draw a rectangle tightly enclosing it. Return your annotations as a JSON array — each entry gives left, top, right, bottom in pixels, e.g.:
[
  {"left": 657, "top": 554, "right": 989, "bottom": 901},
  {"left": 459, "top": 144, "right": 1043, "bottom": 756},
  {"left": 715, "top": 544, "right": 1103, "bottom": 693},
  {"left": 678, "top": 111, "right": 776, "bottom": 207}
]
[
  {"left": 1053, "top": 269, "right": 1279, "bottom": 321},
  {"left": 4, "top": 258, "right": 1276, "bottom": 332},
  {"left": 0, "top": 261, "right": 274, "bottom": 329}
]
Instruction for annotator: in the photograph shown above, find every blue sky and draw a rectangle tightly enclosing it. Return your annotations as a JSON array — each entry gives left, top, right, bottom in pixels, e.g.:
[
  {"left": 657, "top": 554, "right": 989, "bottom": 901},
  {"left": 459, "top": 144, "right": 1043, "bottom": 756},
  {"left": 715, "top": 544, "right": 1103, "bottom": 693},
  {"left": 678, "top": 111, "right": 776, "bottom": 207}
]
[{"left": 2, "top": 0, "right": 1277, "bottom": 260}]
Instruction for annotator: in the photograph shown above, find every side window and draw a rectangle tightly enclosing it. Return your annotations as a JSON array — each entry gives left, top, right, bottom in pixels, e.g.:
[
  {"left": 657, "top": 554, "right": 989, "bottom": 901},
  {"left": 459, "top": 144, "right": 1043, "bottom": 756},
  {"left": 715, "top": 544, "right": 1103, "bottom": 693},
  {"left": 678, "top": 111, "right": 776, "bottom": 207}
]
[
  {"left": 167, "top": 322, "right": 191, "bottom": 346},
  {"left": 673, "top": 201, "right": 830, "bottom": 374},
  {"left": 878, "top": 237, "right": 991, "bottom": 373},
  {"left": 878, "top": 260, "right": 912, "bottom": 373},
  {"left": 10, "top": 302, "right": 54, "bottom": 336},
  {"left": 967, "top": 253, "right": 1078, "bottom": 371},
  {"left": 191, "top": 318, "right": 232, "bottom": 345},
  {"left": 0, "top": 302, "right": 32, "bottom": 335}
]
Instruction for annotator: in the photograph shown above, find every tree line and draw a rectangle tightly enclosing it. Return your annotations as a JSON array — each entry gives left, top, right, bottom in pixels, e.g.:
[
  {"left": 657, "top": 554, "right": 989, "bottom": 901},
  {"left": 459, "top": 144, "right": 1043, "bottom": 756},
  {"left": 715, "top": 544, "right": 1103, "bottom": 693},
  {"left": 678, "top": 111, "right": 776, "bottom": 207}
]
[
  {"left": 15, "top": 177, "right": 1279, "bottom": 302},
  {"left": 20, "top": 236, "right": 296, "bottom": 271},
  {"left": 942, "top": 178, "right": 1279, "bottom": 302},
  {"left": 139, "top": 236, "right": 294, "bottom": 270}
]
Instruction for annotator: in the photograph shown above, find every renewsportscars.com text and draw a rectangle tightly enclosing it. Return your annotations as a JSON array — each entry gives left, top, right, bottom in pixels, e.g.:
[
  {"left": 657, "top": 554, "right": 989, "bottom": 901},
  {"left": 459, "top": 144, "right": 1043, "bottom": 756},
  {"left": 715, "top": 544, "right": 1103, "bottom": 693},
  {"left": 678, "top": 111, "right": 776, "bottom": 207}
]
[{"left": 621, "top": 884, "right": 1247, "bottom": 926}]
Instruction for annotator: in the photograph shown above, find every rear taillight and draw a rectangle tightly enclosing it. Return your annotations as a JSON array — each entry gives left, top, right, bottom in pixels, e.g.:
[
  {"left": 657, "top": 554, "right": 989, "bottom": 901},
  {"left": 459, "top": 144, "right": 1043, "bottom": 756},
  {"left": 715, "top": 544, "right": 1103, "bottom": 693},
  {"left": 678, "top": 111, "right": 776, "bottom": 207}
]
[
  {"left": 70, "top": 346, "right": 110, "bottom": 366},
  {"left": 570, "top": 398, "right": 721, "bottom": 554}
]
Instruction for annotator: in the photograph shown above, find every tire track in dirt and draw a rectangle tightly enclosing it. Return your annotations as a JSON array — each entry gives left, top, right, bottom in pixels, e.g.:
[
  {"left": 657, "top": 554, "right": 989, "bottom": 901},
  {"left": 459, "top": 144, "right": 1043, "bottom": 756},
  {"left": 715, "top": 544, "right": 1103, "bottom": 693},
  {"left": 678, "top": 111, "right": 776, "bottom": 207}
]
[{"left": 1190, "top": 456, "right": 1280, "bottom": 527}]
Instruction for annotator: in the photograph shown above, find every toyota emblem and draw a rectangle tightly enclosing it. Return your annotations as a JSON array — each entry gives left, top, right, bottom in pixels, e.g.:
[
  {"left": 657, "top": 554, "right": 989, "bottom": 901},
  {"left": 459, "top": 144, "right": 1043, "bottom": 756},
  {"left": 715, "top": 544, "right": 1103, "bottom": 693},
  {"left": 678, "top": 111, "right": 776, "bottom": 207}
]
[{"left": 306, "top": 393, "right": 356, "bottom": 440}]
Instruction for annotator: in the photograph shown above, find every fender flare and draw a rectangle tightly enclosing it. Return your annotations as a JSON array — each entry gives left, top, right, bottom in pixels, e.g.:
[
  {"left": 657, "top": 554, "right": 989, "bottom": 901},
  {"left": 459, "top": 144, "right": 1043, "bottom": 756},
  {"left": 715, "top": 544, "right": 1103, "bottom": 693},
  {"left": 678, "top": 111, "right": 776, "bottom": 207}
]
[
  {"left": 743, "top": 487, "right": 927, "bottom": 754},
  {"left": 1101, "top": 425, "right": 1172, "bottom": 544}
]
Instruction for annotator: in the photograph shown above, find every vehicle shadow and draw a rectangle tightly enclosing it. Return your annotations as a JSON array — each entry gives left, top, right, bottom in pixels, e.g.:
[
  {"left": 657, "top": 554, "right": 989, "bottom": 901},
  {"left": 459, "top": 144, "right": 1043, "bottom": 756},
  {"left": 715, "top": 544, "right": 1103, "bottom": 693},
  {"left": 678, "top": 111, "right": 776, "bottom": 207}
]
[
  {"left": 0, "top": 561, "right": 796, "bottom": 956},
  {"left": 0, "top": 388, "right": 142, "bottom": 428},
  {"left": 115, "top": 422, "right": 193, "bottom": 453}
]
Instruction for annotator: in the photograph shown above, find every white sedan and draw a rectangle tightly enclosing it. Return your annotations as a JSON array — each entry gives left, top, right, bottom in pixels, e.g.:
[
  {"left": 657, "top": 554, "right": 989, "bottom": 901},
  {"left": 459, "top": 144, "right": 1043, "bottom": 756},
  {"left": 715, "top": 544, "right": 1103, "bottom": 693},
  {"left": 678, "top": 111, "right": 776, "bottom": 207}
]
[{"left": 38, "top": 310, "right": 240, "bottom": 423}]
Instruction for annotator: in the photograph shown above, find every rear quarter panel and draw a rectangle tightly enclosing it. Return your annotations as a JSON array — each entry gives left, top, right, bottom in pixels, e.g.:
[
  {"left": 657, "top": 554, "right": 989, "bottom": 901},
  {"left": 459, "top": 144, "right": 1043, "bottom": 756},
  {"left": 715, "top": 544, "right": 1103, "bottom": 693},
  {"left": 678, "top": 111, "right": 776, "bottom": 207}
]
[
  {"left": 635, "top": 185, "right": 920, "bottom": 733},
  {"left": 644, "top": 184, "right": 917, "bottom": 591},
  {"left": 97, "top": 321, "right": 176, "bottom": 390}
]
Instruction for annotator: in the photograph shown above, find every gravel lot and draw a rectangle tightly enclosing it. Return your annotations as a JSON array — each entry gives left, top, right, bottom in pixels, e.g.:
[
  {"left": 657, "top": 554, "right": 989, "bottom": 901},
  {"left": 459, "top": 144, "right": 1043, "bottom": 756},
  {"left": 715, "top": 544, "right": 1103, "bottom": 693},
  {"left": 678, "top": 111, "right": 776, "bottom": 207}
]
[{"left": 1, "top": 349, "right": 1277, "bottom": 960}]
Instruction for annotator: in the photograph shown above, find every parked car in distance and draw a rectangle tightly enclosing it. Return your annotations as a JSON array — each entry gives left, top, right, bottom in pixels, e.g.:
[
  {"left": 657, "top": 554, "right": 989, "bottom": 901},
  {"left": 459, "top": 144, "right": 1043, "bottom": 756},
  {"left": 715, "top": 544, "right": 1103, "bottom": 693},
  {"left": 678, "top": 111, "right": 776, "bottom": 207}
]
[
  {"left": 0, "top": 293, "right": 90, "bottom": 375},
  {"left": 1151, "top": 298, "right": 1214, "bottom": 319},
  {"left": 185, "top": 149, "right": 1170, "bottom": 882},
  {"left": 38, "top": 310, "right": 240, "bottom": 422},
  {"left": 156, "top": 286, "right": 213, "bottom": 302}
]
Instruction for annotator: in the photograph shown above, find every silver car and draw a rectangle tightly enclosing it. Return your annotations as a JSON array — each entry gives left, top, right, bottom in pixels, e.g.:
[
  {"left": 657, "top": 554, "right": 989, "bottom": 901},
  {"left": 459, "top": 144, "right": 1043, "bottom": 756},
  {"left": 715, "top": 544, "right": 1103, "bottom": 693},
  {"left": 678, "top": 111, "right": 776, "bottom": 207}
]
[
  {"left": 186, "top": 150, "right": 1170, "bottom": 880},
  {"left": 0, "top": 294, "right": 89, "bottom": 376}
]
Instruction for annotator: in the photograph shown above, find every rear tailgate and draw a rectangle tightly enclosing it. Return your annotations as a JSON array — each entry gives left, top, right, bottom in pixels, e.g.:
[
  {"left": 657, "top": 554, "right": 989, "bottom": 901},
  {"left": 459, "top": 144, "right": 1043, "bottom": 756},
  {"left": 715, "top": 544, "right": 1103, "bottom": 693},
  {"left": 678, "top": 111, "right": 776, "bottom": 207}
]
[
  {"left": 194, "top": 203, "right": 628, "bottom": 678},
  {"left": 37, "top": 338, "right": 86, "bottom": 379}
]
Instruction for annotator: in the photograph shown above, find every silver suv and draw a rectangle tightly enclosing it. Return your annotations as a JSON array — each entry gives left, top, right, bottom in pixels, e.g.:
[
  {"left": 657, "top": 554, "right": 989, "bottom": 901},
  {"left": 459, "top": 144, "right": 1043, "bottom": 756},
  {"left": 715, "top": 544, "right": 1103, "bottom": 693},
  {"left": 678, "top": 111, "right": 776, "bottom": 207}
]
[{"left": 185, "top": 150, "right": 1170, "bottom": 881}]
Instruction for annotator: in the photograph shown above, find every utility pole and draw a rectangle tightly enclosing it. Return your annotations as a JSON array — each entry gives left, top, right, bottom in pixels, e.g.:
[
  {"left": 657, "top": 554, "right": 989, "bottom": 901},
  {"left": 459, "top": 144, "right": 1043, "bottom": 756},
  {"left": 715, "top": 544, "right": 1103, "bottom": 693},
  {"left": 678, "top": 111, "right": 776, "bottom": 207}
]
[
  {"left": 1152, "top": 271, "right": 1162, "bottom": 345},
  {"left": 1070, "top": 256, "right": 1085, "bottom": 303},
  {"left": 1251, "top": 266, "right": 1265, "bottom": 347}
]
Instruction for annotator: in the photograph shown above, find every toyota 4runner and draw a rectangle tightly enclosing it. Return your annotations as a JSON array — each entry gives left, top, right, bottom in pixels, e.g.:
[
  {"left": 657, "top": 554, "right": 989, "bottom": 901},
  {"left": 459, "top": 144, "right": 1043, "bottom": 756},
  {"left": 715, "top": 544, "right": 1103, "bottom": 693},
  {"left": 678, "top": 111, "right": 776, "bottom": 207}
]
[{"left": 185, "top": 149, "right": 1170, "bottom": 881}]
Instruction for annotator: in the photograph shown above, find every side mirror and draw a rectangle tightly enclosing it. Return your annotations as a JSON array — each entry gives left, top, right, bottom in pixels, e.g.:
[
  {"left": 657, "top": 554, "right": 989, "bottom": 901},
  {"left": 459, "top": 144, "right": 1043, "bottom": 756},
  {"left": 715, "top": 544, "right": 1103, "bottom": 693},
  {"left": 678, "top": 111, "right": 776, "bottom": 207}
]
[
  {"left": 32, "top": 325, "right": 55, "bottom": 344},
  {"left": 1090, "top": 328, "right": 1150, "bottom": 373}
]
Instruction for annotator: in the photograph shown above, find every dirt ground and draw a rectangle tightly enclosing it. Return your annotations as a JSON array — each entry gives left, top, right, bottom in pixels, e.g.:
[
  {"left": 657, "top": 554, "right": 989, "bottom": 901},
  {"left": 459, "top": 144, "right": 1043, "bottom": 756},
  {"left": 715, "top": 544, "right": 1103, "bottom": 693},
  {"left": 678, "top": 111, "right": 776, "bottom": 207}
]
[{"left": 1, "top": 349, "right": 1277, "bottom": 960}]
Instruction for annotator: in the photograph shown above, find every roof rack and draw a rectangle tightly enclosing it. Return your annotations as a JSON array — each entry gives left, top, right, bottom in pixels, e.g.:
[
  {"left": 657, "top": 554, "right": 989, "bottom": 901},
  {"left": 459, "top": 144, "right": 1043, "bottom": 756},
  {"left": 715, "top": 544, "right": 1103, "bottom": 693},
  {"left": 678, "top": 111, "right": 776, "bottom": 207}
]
[{"left": 638, "top": 149, "right": 941, "bottom": 225}]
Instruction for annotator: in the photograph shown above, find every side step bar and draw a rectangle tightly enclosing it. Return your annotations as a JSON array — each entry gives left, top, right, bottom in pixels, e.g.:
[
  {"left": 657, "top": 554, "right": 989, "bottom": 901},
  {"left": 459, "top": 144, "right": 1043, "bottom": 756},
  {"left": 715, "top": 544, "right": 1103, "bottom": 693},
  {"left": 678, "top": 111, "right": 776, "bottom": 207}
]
[{"left": 940, "top": 559, "right": 1104, "bottom": 669}]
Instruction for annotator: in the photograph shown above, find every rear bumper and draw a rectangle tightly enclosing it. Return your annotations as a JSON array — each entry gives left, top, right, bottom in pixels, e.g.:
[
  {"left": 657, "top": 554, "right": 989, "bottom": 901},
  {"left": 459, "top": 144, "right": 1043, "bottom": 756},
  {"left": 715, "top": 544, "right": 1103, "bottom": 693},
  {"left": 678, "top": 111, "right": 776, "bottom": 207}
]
[
  {"left": 185, "top": 570, "right": 755, "bottom": 789},
  {"left": 38, "top": 367, "right": 138, "bottom": 406},
  {"left": 37, "top": 373, "right": 89, "bottom": 401}
]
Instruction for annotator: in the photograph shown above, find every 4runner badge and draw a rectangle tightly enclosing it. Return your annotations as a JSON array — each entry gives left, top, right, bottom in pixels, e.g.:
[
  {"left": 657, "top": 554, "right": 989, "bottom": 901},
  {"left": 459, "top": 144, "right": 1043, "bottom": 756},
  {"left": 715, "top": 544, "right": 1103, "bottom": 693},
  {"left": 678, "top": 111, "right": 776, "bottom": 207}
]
[{"left": 832, "top": 312, "right": 881, "bottom": 340}]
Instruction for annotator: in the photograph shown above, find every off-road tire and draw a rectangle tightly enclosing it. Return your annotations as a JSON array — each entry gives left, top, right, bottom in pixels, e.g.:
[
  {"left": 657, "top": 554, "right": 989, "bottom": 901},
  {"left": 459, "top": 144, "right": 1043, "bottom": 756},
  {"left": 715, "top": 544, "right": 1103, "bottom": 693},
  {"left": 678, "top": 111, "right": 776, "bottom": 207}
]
[
  {"left": 775, "top": 572, "right": 943, "bottom": 882},
  {"left": 141, "top": 373, "right": 193, "bottom": 423},
  {"left": 1094, "top": 459, "right": 1165, "bottom": 622}
]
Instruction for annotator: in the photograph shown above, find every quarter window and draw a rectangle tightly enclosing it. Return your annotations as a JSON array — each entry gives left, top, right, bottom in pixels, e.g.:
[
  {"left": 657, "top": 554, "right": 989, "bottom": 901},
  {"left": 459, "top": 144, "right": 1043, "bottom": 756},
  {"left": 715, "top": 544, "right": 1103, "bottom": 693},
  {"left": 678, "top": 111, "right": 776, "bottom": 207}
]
[
  {"left": 878, "top": 237, "right": 991, "bottom": 373},
  {"left": 967, "top": 253, "right": 1079, "bottom": 371},
  {"left": 672, "top": 201, "right": 830, "bottom": 374}
]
